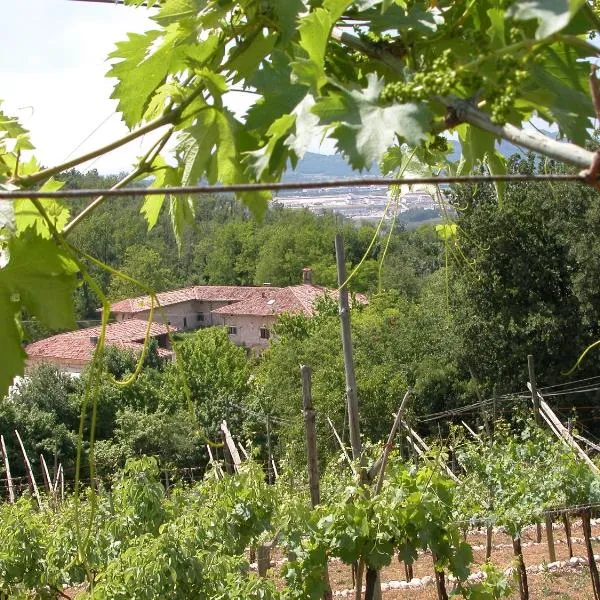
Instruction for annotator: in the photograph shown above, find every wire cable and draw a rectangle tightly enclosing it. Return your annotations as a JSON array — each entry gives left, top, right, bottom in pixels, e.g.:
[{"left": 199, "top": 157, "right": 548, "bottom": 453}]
[{"left": 2, "top": 173, "right": 593, "bottom": 200}]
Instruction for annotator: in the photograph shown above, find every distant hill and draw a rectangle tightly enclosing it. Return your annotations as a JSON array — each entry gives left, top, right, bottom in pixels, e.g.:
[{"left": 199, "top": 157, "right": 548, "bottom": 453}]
[{"left": 286, "top": 137, "right": 538, "bottom": 182}]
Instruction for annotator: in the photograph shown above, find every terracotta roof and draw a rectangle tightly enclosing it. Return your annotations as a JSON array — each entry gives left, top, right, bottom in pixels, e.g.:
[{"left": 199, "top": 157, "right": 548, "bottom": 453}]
[
  {"left": 211, "top": 284, "right": 368, "bottom": 317},
  {"left": 25, "top": 320, "right": 174, "bottom": 363},
  {"left": 108, "top": 285, "right": 277, "bottom": 314}
]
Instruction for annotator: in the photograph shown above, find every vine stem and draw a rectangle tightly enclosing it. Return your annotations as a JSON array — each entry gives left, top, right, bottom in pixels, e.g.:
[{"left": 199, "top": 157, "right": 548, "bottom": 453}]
[
  {"left": 12, "top": 81, "right": 205, "bottom": 189},
  {"left": 62, "top": 126, "right": 174, "bottom": 236},
  {"left": 331, "top": 28, "right": 596, "bottom": 170},
  {"left": 12, "top": 113, "right": 174, "bottom": 188}
]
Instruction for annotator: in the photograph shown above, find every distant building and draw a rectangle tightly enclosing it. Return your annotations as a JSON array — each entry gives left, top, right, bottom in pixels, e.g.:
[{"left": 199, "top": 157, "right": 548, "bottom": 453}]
[
  {"left": 25, "top": 320, "right": 174, "bottom": 374},
  {"left": 25, "top": 268, "right": 367, "bottom": 372}
]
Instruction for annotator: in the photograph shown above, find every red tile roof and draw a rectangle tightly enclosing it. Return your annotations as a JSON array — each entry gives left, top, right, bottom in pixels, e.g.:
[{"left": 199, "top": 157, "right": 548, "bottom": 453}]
[
  {"left": 211, "top": 284, "right": 367, "bottom": 317},
  {"left": 108, "top": 285, "right": 277, "bottom": 314},
  {"left": 25, "top": 320, "right": 174, "bottom": 363}
]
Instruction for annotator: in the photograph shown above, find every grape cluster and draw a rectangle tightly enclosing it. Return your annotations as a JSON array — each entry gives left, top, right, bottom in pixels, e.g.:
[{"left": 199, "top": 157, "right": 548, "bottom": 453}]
[{"left": 485, "top": 55, "right": 528, "bottom": 123}]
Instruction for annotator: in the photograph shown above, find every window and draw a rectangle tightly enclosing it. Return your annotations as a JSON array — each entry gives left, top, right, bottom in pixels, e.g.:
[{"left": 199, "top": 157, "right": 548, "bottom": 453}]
[
  {"left": 183, "top": 317, "right": 187, "bottom": 328},
  {"left": 227, "top": 326, "right": 237, "bottom": 335},
  {"left": 197, "top": 313, "right": 204, "bottom": 322},
  {"left": 260, "top": 327, "right": 270, "bottom": 340}
]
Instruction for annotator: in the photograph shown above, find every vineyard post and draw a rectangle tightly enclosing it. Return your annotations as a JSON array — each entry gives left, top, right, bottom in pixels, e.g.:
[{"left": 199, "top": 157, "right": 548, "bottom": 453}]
[
  {"left": 562, "top": 513, "right": 573, "bottom": 559},
  {"left": 334, "top": 234, "right": 363, "bottom": 468},
  {"left": 581, "top": 508, "right": 600, "bottom": 599},
  {"left": 0, "top": 435, "right": 15, "bottom": 503},
  {"left": 266, "top": 415, "right": 273, "bottom": 484},
  {"left": 527, "top": 355, "right": 541, "bottom": 425},
  {"left": 468, "top": 366, "right": 491, "bottom": 438},
  {"left": 15, "top": 430, "right": 41, "bottom": 509},
  {"left": 220, "top": 420, "right": 242, "bottom": 472},
  {"left": 512, "top": 535, "right": 529, "bottom": 600},
  {"left": 220, "top": 429, "right": 234, "bottom": 474},
  {"left": 40, "top": 454, "right": 52, "bottom": 495},
  {"left": 545, "top": 513, "right": 556, "bottom": 563},
  {"left": 301, "top": 365, "right": 321, "bottom": 507}
]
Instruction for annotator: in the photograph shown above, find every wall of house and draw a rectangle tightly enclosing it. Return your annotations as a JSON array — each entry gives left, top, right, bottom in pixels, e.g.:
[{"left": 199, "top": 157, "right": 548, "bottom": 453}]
[
  {"left": 220, "top": 314, "right": 276, "bottom": 348},
  {"left": 26, "top": 356, "right": 87, "bottom": 374},
  {"left": 113, "top": 300, "right": 232, "bottom": 331}
]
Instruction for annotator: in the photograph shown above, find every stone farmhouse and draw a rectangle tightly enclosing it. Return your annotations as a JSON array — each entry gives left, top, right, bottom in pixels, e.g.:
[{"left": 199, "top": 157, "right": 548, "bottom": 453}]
[{"left": 25, "top": 268, "right": 366, "bottom": 374}]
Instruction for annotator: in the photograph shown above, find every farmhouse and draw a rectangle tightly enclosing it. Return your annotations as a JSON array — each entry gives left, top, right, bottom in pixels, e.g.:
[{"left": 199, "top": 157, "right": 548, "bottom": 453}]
[
  {"left": 25, "top": 268, "right": 366, "bottom": 372},
  {"left": 25, "top": 320, "right": 173, "bottom": 375}
]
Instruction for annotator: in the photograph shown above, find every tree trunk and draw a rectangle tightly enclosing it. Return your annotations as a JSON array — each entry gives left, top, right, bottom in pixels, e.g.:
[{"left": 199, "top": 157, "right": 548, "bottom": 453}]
[{"left": 432, "top": 553, "right": 448, "bottom": 600}]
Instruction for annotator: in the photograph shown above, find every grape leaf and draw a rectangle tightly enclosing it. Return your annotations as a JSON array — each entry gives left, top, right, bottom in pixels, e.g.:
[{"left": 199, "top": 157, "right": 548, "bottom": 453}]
[
  {"left": 108, "top": 25, "right": 188, "bottom": 128},
  {"left": 272, "top": 0, "right": 305, "bottom": 44},
  {"left": 508, "top": 0, "right": 587, "bottom": 40},
  {"left": 245, "top": 51, "right": 306, "bottom": 132},
  {"left": 0, "top": 290, "right": 25, "bottom": 398},
  {"left": 0, "top": 232, "right": 80, "bottom": 397},
  {"left": 141, "top": 157, "right": 182, "bottom": 230},
  {"left": 14, "top": 178, "right": 70, "bottom": 237},
  {"left": 169, "top": 195, "right": 194, "bottom": 252},
  {"left": 312, "top": 74, "right": 431, "bottom": 170},
  {"left": 227, "top": 30, "right": 277, "bottom": 83},
  {"left": 1, "top": 232, "right": 79, "bottom": 331}
]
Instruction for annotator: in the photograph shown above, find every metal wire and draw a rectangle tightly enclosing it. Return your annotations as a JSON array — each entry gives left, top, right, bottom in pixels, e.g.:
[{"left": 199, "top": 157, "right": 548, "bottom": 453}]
[{"left": 1, "top": 173, "right": 591, "bottom": 200}]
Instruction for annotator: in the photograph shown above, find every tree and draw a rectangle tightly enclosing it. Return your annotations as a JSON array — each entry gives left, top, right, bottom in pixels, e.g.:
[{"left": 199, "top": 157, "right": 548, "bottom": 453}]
[
  {"left": 449, "top": 155, "right": 598, "bottom": 392},
  {"left": 108, "top": 244, "right": 175, "bottom": 300},
  {"left": 161, "top": 328, "right": 253, "bottom": 439},
  {"left": 1, "top": 0, "right": 599, "bottom": 395}
]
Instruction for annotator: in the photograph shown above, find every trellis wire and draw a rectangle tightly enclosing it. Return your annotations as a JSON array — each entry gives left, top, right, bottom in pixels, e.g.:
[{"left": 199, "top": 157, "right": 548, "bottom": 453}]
[{"left": 0, "top": 173, "right": 594, "bottom": 200}]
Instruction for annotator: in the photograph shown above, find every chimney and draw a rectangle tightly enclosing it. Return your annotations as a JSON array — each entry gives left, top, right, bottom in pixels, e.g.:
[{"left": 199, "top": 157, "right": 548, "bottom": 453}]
[{"left": 302, "top": 267, "right": 312, "bottom": 285}]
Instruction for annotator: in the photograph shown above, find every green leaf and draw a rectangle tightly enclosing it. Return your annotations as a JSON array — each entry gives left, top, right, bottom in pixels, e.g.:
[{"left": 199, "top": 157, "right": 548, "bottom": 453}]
[
  {"left": 153, "top": 0, "right": 202, "bottom": 26},
  {"left": 292, "top": 8, "right": 332, "bottom": 89},
  {"left": 508, "top": 0, "right": 587, "bottom": 40},
  {"left": 169, "top": 195, "right": 194, "bottom": 252},
  {"left": 0, "top": 232, "right": 80, "bottom": 396},
  {"left": 456, "top": 124, "right": 495, "bottom": 175},
  {"left": 141, "top": 158, "right": 181, "bottom": 230},
  {"left": 487, "top": 150, "right": 507, "bottom": 206},
  {"left": 0, "top": 290, "right": 26, "bottom": 398},
  {"left": 486, "top": 8, "right": 505, "bottom": 48},
  {"left": 108, "top": 25, "right": 188, "bottom": 128},
  {"left": 227, "top": 30, "right": 277, "bottom": 83},
  {"left": 245, "top": 114, "right": 296, "bottom": 179},
  {"left": 1, "top": 232, "right": 79, "bottom": 331},
  {"left": 312, "top": 74, "right": 431, "bottom": 170},
  {"left": 272, "top": 0, "right": 305, "bottom": 44},
  {"left": 435, "top": 223, "right": 457, "bottom": 240},
  {"left": 14, "top": 178, "right": 70, "bottom": 237}
]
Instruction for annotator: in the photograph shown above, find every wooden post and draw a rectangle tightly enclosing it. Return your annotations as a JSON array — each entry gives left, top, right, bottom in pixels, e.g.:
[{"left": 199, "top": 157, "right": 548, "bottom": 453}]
[
  {"left": 220, "top": 420, "right": 242, "bottom": 472},
  {"left": 301, "top": 365, "right": 333, "bottom": 600},
  {"left": 14, "top": 430, "right": 41, "bottom": 509},
  {"left": 582, "top": 509, "right": 600, "bottom": 600},
  {"left": 0, "top": 435, "right": 15, "bottom": 503},
  {"left": 266, "top": 415, "right": 273, "bottom": 484},
  {"left": 534, "top": 392, "right": 600, "bottom": 475},
  {"left": 373, "top": 390, "right": 411, "bottom": 492},
  {"left": 545, "top": 515, "right": 556, "bottom": 562},
  {"left": 527, "top": 355, "right": 541, "bottom": 425},
  {"left": 563, "top": 513, "right": 573, "bottom": 559},
  {"left": 40, "top": 454, "right": 52, "bottom": 495},
  {"left": 327, "top": 416, "right": 357, "bottom": 477},
  {"left": 301, "top": 365, "right": 321, "bottom": 507},
  {"left": 238, "top": 442, "right": 250, "bottom": 460},
  {"left": 468, "top": 366, "right": 491, "bottom": 438},
  {"left": 257, "top": 544, "right": 271, "bottom": 577},
  {"left": 512, "top": 536, "right": 529, "bottom": 600},
  {"left": 335, "top": 234, "right": 363, "bottom": 467}
]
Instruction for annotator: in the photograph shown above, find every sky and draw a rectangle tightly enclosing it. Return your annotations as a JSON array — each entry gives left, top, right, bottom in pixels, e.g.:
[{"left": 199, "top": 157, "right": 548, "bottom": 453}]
[{"left": 1, "top": 0, "right": 262, "bottom": 175}]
